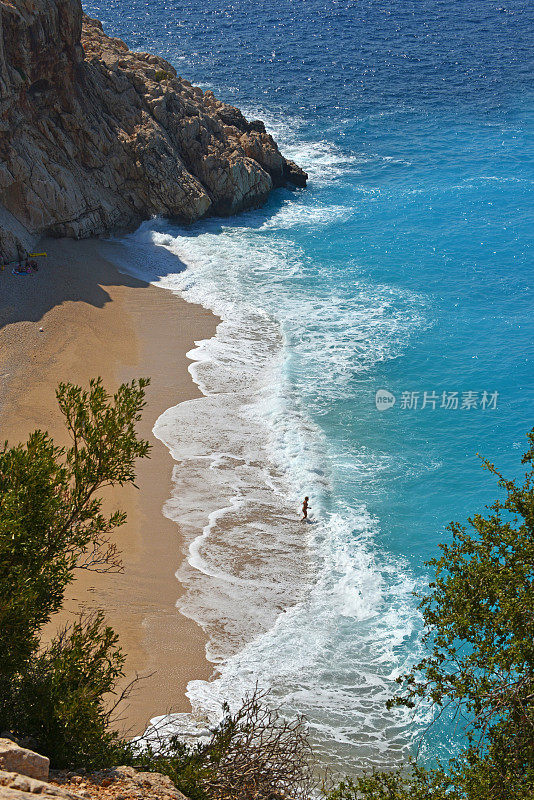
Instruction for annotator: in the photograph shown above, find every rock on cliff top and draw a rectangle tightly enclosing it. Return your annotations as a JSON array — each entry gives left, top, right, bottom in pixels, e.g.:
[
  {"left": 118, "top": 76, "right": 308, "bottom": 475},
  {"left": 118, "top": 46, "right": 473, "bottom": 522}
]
[
  {"left": 0, "top": 738, "right": 189, "bottom": 800},
  {"left": 0, "top": 765, "right": 190, "bottom": 800},
  {"left": 0, "top": 0, "right": 307, "bottom": 260}
]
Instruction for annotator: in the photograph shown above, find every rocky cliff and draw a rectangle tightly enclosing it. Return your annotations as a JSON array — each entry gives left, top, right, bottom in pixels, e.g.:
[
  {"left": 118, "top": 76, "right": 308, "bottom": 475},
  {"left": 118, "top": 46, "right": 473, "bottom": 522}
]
[{"left": 0, "top": 0, "right": 307, "bottom": 261}]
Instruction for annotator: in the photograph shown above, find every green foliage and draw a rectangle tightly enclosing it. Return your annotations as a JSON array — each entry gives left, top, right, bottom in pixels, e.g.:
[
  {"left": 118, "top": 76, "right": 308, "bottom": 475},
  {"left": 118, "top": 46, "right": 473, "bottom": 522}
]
[
  {"left": 154, "top": 70, "right": 173, "bottom": 82},
  {"left": 326, "top": 764, "right": 452, "bottom": 800},
  {"left": 0, "top": 378, "right": 150, "bottom": 767},
  {"left": 326, "top": 753, "right": 534, "bottom": 800},
  {"left": 389, "top": 428, "right": 534, "bottom": 786},
  {"left": 330, "top": 429, "right": 534, "bottom": 800},
  {"left": 132, "top": 739, "right": 211, "bottom": 800},
  {"left": 132, "top": 689, "right": 313, "bottom": 800},
  {"left": 12, "top": 613, "right": 131, "bottom": 769},
  {"left": 0, "top": 430, "right": 74, "bottom": 681}
]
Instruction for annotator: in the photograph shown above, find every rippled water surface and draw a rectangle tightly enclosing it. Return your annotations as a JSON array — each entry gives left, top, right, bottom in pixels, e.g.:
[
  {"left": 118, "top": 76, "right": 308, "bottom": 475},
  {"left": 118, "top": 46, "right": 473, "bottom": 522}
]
[{"left": 87, "top": 0, "right": 534, "bottom": 769}]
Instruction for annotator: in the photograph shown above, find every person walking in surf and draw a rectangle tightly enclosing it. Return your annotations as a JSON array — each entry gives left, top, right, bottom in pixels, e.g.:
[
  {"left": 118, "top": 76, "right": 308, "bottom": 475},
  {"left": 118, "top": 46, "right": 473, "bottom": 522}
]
[{"left": 301, "top": 496, "right": 310, "bottom": 521}]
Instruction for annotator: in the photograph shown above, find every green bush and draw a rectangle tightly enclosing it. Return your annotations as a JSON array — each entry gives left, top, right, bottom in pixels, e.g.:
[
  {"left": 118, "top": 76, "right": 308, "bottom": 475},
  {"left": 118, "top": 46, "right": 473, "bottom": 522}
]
[
  {"left": 329, "top": 428, "right": 534, "bottom": 800},
  {"left": 326, "top": 765, "right": 452, "bottom": 800},
  {"left": 154, "top": 70, "right": 173, "bottom": 82},
  {"left": 12, "top": 613, "right": 131, "bottom": 769},
  {"left": 132, "top": 689, "right": 313, "bottom": 800},
  {"left": 132, "top": 738, "right": 211, "bottom": 800},
  {"left": 391, "top": 428, "right": 534, "bottom": 793},
  {"left": 0, "top": 378, "right": 150, "bottom": 767}
]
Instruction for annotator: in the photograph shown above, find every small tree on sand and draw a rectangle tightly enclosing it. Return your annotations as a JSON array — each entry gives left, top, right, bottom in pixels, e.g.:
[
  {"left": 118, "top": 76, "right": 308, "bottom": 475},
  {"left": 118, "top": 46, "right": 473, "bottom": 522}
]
[{"left": 0, "top": 378, "right": 150, "bottom": 767}]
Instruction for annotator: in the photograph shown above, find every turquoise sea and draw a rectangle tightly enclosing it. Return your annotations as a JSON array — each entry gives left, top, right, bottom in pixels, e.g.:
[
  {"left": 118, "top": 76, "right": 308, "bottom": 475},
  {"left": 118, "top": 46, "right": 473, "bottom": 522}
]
[{"left": 86, "top": 0, "right": 534, "bottom": 770}]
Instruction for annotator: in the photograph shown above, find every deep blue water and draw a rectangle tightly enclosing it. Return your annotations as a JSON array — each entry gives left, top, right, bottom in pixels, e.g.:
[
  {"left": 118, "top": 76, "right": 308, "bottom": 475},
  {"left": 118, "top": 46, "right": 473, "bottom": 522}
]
[{"left": 86, "top": 0, "right": 534, "bottom": 770}]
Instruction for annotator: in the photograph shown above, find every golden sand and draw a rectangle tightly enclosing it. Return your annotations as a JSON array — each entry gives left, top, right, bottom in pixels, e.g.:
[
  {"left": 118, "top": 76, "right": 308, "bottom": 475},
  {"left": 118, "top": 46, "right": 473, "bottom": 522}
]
[{"left": 0, "top": 237, "right": 218, "bottom": 736}]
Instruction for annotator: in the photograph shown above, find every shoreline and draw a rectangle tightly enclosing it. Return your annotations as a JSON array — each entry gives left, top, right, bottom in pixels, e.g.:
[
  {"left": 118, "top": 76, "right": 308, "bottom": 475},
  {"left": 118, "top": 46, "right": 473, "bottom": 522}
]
[{"left": 0, "top": 236, "right": 218, "bottom": 736}]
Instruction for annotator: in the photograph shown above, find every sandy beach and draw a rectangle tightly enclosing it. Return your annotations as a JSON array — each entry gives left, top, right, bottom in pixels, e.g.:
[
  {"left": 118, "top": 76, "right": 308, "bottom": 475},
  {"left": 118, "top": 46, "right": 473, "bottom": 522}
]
[{"left": 0, "top": 237, "right": 217, "bottom": 736}]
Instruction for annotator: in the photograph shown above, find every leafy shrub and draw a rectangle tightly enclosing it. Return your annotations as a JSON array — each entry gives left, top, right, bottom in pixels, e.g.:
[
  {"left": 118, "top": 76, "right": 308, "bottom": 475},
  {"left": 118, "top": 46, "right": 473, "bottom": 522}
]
[
  {"left": 11, "top": 613, "right": 131, "bottom": 769},
  {"left": 329, "top": 429, "right": 534, "bottom": 800},
  {"left": 390, "top": 428, "right": 534, "bottom": 793},
  {"left": 133, "top": 688, "right": 314, "bottom": 800},
  {"left": 326, "top": 765, "right": 452, "bottom": 800},
  {"left": 0, "top": 378, "right": 150, "bottom": 767},
  {"left": 154, "top": 70, "right": 173, "bottom": 82}
]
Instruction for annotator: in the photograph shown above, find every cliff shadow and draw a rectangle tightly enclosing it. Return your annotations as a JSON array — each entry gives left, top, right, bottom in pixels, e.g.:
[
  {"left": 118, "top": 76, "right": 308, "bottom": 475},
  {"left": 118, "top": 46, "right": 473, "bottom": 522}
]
[
  {"left": 0, "top": 237, "right": 155, "bottom": 330},
  {"left": 0, "top": 186, "right": 303, "bottom": 329},
  {"left": 172, "top": 187, "right": 301, "bottom": 239},
  {"left": 101, "top": 187, "right": 302, "bottom": 284}
]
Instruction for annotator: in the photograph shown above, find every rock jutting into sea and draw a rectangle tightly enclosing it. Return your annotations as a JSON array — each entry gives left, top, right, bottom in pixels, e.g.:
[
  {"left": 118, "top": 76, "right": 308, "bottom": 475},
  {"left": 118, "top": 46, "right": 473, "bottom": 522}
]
[{"left": 0, "top": 0, "right": 308, "bottom": 261}]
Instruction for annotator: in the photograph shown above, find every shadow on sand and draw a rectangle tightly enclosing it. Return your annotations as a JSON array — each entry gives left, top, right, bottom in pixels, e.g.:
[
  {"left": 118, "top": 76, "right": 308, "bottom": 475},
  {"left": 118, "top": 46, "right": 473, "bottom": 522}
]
[{"left": 0, "top": 186, "right": 299, "bottom": 330}]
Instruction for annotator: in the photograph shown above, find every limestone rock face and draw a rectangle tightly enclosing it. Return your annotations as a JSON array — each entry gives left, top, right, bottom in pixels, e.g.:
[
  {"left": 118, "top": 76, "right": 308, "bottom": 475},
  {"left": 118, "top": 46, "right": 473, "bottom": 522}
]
[
  {"left": 0, "top": 765, "right": 191, "bottom": 800},
  {"left": 0, "top": 0, "right": 307, "bottom": 260},
  {"left": 51, "top": 765, "right": 190, "bottom": 800},
  {"left": 0, "top": 741, "right": 49, "bottom": 781},
  {"left": 0, "top": 770, "right": 82, "bottom": 799}
]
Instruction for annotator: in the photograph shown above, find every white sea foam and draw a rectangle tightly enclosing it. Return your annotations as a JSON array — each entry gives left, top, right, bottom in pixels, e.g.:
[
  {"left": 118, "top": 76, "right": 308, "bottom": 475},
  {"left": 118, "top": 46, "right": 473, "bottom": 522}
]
[
  {"left": 235, "top": 105, "right": 364, "bottom": 185},
  {"left": 106, "top": 134, "right": 430, "bottom": 770},
  {"left": 259, "top": 203, "right": 353, "bottom": 229}
]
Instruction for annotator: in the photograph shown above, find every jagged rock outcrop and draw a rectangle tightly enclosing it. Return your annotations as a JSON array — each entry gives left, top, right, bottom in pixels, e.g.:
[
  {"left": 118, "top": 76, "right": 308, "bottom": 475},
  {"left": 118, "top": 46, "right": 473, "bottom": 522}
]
[
  {"left": 0, "top": 741, "right": 189, "bottom": 800},
  {"left": 0, "top": 766, "right": 190, "bottom": 800},
  {"left": 0, "top": 0, "right": 307, "bottom": 260},
  {"left": 0, "top": 740, "right": 49, "bottom": 783},
  {"left": 0, "top": 770, "right": 83, "bottom": 800},
  {"left": 51, "top": 766, "right": 190, "bottom": 800}
]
